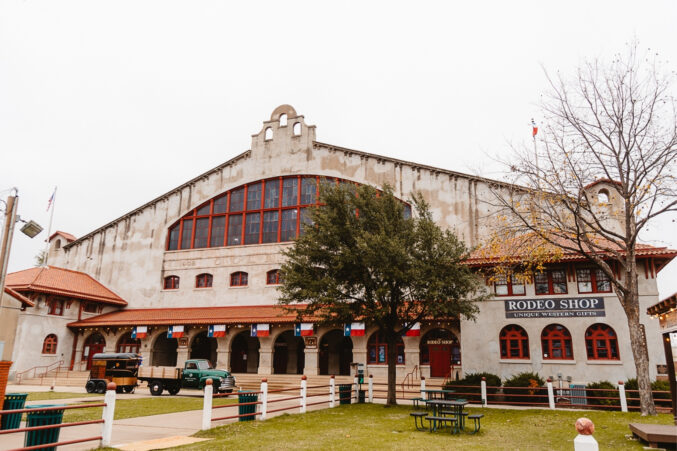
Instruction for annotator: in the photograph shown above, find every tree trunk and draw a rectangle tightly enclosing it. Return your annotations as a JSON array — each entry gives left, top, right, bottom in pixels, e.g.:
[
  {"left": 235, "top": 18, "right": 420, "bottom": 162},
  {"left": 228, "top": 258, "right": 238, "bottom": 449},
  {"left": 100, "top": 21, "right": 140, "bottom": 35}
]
[
  {"left": 386, "top": 332, "right": 398, "bottom": 406},
  {"left": 622, "top": 264, "right": 656, "bottom": 415}
]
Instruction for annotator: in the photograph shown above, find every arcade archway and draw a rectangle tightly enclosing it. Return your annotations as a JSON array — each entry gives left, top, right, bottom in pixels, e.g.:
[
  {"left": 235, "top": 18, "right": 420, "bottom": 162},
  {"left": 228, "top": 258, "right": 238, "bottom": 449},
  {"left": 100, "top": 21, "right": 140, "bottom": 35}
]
[
  {"left": 116, "top": 332, "right": 140, "bottom": 354},
  {"left": 151, "top": 333, "right": 178, "bottom": 366},
  {"left": 230, "top": 331, "right": 260, "bottom": 373},
  {"left": 419, "top": 328, "right": 461, "bottom": 378},
  {"left": 319, "top": 329, "right": 353, "bottom": 375},
  {"left": 190, "top": 331, "right": 217, "bottom": 365},
  {"left": 273, "top": 330, "right": 305, "bottom": 374}
]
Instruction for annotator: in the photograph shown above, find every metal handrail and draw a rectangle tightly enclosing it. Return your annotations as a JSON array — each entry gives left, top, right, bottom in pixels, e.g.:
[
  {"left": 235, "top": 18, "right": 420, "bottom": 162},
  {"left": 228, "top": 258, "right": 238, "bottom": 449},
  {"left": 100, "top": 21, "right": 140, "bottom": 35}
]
[
  {"left": 15, "top": 359, "right": 63, "bottom": 384},
  {"left": 400, "top": 365, "right": 419, "bottom": 397}
]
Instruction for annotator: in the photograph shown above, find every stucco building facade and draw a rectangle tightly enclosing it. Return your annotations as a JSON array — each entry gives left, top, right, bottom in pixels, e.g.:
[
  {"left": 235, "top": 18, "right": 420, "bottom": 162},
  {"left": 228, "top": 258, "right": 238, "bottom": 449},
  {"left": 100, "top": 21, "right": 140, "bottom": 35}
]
[{"left": 6, "top": 105, "right": 675, "bottom": 384}]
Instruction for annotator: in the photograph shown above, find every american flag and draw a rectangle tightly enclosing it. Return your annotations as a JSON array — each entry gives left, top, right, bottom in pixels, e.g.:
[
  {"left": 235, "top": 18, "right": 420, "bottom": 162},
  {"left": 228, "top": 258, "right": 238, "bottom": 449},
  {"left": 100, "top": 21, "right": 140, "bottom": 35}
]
[{"left": 46, "top": 188, "right": 56, "bottom": 212}]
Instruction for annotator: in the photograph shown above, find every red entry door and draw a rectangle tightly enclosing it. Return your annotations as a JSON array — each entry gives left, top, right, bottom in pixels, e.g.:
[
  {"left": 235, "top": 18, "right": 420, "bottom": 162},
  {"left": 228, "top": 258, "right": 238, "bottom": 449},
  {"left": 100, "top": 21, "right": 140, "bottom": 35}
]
[
  {"left": 84, "top": 344, "right": 105, "bottom": 370},
  {"left": 429, "top": 344, "right": 451, "bottom": 377}
]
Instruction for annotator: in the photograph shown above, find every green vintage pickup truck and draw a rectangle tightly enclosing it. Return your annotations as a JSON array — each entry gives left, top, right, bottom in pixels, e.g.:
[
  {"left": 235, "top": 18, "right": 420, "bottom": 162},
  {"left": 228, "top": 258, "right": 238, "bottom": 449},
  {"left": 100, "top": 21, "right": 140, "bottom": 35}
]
[{"left": 137, "top": 359, "right": 236, "bottom": 396}]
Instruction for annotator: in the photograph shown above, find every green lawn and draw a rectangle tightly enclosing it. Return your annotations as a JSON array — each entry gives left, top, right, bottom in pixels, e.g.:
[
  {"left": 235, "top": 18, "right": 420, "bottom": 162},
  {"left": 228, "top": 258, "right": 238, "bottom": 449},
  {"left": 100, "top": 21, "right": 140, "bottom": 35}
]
[
  {"left": 63, "top": 395, "right": 236, "bottom": 422},
  {"left": 171, "top": 404, "right": 675, "bottom": 451}
]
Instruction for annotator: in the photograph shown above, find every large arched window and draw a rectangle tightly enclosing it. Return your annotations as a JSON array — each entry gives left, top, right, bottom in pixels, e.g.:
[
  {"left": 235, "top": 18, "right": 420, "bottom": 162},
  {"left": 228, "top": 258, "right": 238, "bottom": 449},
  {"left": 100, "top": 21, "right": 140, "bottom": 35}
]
[
  {"left": 367, "top": 332, "right": 405, "bottom": 365},
  {"left": 541, "top": 324, "right": 573, "bottom": 360},
  {"left": 196, "top": 273, "right": 213, "bottom": 288},
  {"left": 585, "top": 323, "right": 619, "bottom": 360},
  {"left": 116, "top": 332, "right": 141, "bottom": 354},
  {"left": 499, "top": 325, "right": 529, "bottom": 359},
  {"left": 42, "top": 334, "right": 58, "bottom": 354},
  {"left": 230, "top": 271, "right": 248, "bottom": 287},
  {"left": 166, "top": 176, "right": 411, "bottom": 250},
  {"left": 164, "top": 276, "right": 179, "bottom": 290}
]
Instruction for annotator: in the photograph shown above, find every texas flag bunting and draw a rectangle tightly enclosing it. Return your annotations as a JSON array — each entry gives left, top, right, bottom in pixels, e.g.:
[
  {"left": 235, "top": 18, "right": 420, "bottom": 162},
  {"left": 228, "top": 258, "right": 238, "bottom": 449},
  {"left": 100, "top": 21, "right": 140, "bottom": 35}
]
[
  {"left": 132, "top": 326, "right": 147, "bottom": 339},
  {"left": 251, "top": 324, "right": 270, "bottom": 337},
  {"left": 294, "top": 323, "right": 314, "bottom": 337},
  {"left": 344, "top": 322, "right": 365, "bottom": 337},
  {"left": 167, "top": 325, "right": 184, "bottom": 339},
  {"left": 208, "top": 325, "right": 226, "bottom": 338},
  {"left": 404, "top": 322, "right": 421, "bottom": 337}
]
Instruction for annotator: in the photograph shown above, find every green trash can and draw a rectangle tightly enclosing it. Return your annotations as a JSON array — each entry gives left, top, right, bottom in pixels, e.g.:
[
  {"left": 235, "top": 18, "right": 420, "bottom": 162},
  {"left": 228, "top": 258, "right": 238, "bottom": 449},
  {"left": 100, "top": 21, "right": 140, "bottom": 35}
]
[
  {"left": 358, "top": 389, "right": 365, "bottom": 404},
  {"left": 24, "top": 404, "right": 65, "bottom": 451},
  {"left": 338, "top": 384, "right": 352, "bottom": 405},
  {"left": 237, "top": 391, "right": 258, "bottom": 422},
  {"left": 1, "top": 393, "right": 28, "bottom": 430}
]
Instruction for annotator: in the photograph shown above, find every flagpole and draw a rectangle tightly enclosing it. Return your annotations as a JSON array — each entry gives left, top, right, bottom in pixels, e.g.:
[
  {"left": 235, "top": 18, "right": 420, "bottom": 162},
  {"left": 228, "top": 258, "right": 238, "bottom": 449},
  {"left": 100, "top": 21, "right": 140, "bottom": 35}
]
[
  {"left": 531, "top": 120, "right": 540, "bottom": 190},
  {"left": 43, "top": 186, "right": 57, "bottom": 267}
]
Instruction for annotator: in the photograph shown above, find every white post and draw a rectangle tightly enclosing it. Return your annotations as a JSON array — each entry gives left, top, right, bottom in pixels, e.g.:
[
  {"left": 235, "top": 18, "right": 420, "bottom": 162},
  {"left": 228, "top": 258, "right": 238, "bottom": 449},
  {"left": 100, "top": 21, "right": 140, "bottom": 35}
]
[
  {"left": 329, "top": 375, "right": 336, "bottom": 408},
  {"left": 301, "top": 376, "right": 307, "bottom": 413},
  {"left": 353, "top": 375, "right": 358, "bottom": 404},
  {"left": 547, "top": 379, "right": 555, "bottom": 409},
  {"left": 618, "top": 381, "right": 628, "bottom": 413},
  {"left": 574, "top": 418, "right": 598, "bottom": 451},
  {"left": 368, "top": 374, "right": 373, "bottom": 403},
  {"left": 260, "top": 378, "right": 268, "bottom": 420},
  {"left": 420, "top": 376, "right": 426, "bottom": 400},
  {"left": 100, "top": 383, "right": 117, "bottom": 447},
  {"left": 481, "top": 377, "right": 487, "bottom": 407},
  {"left": 202, "top": 379, "right": 213, "bottom": 430}
]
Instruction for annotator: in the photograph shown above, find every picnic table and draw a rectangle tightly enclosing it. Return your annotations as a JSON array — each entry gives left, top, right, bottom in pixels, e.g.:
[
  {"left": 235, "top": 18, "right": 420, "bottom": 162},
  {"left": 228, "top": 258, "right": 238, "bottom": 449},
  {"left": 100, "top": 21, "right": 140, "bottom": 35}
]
[
  {"left": 421, "top": 389, "right": 456, "bottom": 400},
  {"left": 426, "top": 399, "right": 468, "bottom": 433}
]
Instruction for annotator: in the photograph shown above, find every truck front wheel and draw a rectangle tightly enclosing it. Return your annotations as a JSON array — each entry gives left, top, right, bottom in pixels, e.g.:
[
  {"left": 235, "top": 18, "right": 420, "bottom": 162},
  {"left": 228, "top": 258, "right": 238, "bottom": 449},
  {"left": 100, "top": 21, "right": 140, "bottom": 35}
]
[{"left": 149, "top": 381, "right": 164, "bottom": 396}]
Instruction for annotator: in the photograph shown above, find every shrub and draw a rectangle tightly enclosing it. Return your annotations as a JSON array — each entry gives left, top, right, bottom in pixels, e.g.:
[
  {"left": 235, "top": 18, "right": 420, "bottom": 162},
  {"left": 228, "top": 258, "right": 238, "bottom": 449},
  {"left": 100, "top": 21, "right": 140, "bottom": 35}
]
[
  {"left": 624, "top": 378, "right": 671, "bottom": 408},
  {"left": 585, "top": 381, "right": 620, "bottom": 406},
  {"left": 443, "top": 372, "right": 501, "bottom": 402},
  {"left": 503, "top": 372, "right": 547, "bottom": 404}
]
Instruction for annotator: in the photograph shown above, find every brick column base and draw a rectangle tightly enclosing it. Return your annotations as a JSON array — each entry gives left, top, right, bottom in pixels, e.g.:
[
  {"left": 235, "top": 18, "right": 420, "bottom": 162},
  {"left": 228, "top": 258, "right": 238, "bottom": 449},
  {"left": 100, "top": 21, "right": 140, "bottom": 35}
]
[{"left": 0, "top": 361, "right": 13, "bottom": 425}]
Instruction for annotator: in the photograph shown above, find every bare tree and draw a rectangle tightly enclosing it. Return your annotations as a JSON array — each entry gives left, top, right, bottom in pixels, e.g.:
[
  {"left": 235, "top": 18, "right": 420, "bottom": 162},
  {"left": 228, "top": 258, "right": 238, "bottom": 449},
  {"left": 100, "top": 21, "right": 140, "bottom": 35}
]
[{"left": 488, "top": 43, "right": 677, "bottom": 415}]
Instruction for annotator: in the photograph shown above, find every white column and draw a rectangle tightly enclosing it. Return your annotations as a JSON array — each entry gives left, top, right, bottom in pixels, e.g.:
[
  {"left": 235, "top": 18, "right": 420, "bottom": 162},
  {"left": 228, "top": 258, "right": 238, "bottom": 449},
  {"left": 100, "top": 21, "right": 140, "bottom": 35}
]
[
  {"left": 547, "top": 379, "right": 555, "bottom": 409},
  {"left": 420, "top": 377, "right": 426, "bottom": 399},
  {"left": 368, "top": 374, "right": 374, "bottom": 403},
  {"left": 301, "top": 376, "right": 307, "bottom": 413},
  {"left": 260, "top": 378, "right": 268, "bottom": 420},
  {"left": 329, "top": 375, "right": 335, "bottom": 408},
  {"left": 481, "top": 377, "right": 487, "bottom": 407},
  {"left": 100, "top": 383, "right": 117, "bottom": 448},
  {"left": 202, "top": 379, "right": 213, "bottom": 430},
  {"left": 618, "top": 381, "right": 628, "bottom": 413},
  {"left": 353, "top": 375, "right": 358, "bottom": 404}
]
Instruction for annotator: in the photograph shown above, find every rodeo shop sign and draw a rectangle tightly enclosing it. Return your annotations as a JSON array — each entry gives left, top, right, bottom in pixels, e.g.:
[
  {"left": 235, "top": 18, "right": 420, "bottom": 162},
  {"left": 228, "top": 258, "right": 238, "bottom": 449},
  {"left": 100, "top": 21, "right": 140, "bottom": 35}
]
[{"left": 504, "top": 297, "right": 605, "bottom": 318}]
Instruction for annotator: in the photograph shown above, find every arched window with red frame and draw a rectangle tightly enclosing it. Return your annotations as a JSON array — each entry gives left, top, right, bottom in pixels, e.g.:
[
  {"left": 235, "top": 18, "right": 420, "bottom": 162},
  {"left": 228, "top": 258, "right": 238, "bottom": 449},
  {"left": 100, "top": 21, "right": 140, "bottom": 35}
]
[
  {"left": 164, "top": 276, "right": 179, "bottom": 290},
  {"left": 42, "top": 334, "right": 58, "bottom": 354},
  {"left": 266, "top": 269, "right": 282, "bottom": 285},
  {"left": 541, "top": 324, "right": 573, "bottom": 360},
  {"left": 230, "top": 271, "right": 248, "bottom": 287},
  {"left": 195, "top": 273, "right": 213, "bottom": 288},
  {"left": 585, "top": 323, "right": 619, "bottom": 360},
  {"left": 367, "top": 332, "right": 405, "bottom": 365},
  {"left": 499, "top": 325, "right": 530, "bottom": 359}
]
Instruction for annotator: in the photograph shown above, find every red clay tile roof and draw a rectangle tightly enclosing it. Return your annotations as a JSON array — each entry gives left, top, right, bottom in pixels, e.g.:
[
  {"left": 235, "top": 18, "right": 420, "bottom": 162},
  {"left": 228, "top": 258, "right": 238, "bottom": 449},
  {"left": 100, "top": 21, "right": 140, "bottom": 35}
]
[
  {"left": 647, "top": 292, "right": 677, "bottom": 316},
  {"left": 67, "top": 304, "right": 309, "bottom": 328},
  {"left": 4, "top": 286, "right": 35, "bottom": 307},
  {"left": 49, "top": 231, "right": 77, "bottom": 242},
  {"left": 466, "top": 234, "right": 677, "bottom": 267},
  {"left": 5, "top": 266, "right": 127, "bottom": 306},
  {"left": 583, "top": 179, "right": 623, "bottom": 190}
]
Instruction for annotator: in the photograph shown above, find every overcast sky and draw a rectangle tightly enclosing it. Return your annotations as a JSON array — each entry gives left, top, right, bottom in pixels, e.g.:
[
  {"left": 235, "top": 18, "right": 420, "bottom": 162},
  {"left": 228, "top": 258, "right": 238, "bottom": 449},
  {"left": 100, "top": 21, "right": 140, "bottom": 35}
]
[{"left": 1, "top": 1, "right": 676, "bottom": 298}]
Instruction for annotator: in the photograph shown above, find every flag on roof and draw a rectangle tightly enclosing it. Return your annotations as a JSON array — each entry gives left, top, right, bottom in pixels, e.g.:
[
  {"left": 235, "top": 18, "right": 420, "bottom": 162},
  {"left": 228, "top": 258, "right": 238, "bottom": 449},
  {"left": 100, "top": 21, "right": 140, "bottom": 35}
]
[
  {"left": 46, "top": 187, "right": 56, "bottom": 212},
  {"left": 167, "top": 325, "right": 184, "bottom": 338},
  {"left": 251, "top": 323, "right": 270, "bottom": 337},
  {"left": 132, "top": 326, "right": 147, "bottom": 339},
  {"left": 404, "top": 322, "right": 421, "bottom": 337},
  {"left": 294, "top": 323, "right": 314, "bottom": 337},
  {"left": 208, "top": 325, "right": 226, "bottom": 338},
  {"left": 344, "top": 322, "right": 365, "bottom": 337}
]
